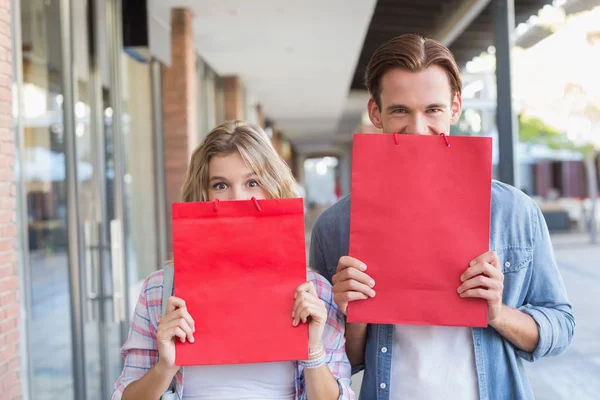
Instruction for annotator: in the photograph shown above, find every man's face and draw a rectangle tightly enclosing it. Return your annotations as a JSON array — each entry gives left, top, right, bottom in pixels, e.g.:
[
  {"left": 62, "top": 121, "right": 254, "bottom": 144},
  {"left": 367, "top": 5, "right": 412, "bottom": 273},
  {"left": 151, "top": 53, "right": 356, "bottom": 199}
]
[{"left": 368, "top": 66, "right": 462, "bottom": 135}]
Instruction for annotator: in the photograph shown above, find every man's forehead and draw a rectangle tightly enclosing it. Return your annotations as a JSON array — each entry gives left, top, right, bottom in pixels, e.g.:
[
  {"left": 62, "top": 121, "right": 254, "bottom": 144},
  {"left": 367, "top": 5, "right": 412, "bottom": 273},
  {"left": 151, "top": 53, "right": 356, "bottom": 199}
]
[
  {"left": 379, "top": 67, "right": 453, "bottom": 99},
  {"left": 381, "top": 91, "right": 452, "bottom": 108}
]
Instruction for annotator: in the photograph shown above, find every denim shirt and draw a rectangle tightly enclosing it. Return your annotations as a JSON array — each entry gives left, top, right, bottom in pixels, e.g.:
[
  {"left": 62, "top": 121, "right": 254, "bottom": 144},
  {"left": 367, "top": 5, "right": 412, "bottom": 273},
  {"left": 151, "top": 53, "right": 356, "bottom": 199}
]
[{"left": 309, "top": 180, "right": 575, "bottom": 400}]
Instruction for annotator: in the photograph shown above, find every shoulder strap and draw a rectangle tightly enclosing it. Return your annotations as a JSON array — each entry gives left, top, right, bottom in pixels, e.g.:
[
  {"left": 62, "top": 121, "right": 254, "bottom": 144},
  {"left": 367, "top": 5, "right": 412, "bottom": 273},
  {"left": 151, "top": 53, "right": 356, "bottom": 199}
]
[
  {"left": 160, "top": 264, "right": 177, "bottom": 399},
  {"left": 162, "top": 264, "right": 174, "bottom": 317}
]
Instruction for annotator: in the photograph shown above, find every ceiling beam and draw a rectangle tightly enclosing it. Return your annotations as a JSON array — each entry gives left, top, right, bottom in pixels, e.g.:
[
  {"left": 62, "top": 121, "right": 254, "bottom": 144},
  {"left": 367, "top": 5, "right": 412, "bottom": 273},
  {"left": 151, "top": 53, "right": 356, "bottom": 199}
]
[{"left": 430, "top": 0, "right": 491, "bottom": 46}]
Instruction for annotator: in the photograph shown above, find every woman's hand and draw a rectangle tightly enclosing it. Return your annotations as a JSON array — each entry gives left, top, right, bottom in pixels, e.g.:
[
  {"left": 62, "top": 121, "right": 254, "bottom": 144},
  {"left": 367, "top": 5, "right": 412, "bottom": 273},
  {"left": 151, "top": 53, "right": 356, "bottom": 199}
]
[
  {"left": 292, "top": 282, "right": 328, "bottom": 351},
  {"left": 156, "top": 296, "right": 195, "bottom": 372}
]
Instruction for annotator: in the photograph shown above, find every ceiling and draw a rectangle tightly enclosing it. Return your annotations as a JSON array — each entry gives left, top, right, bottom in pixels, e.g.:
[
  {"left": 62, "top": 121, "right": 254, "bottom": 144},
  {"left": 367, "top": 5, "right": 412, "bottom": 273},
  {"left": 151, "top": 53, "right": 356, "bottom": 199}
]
[
  {"left": 449, "top": 0, "right": 555, "bottom": 67},
  {"left": 154, "top": 0, "right": 377, "bottom": 141},
  {"left": 350, "top": 0, "right": 555, "bottom": 91},
  {"left": 152, "top": 0, "right": 569, "bottom": 151}
]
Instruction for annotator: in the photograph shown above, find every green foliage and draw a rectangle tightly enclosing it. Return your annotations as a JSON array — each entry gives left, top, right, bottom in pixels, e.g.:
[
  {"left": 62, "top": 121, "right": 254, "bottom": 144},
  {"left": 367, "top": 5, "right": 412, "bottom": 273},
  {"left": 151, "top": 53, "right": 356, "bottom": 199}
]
[{"left": 519, "top": 114, "right": 595, "bottom": 157}]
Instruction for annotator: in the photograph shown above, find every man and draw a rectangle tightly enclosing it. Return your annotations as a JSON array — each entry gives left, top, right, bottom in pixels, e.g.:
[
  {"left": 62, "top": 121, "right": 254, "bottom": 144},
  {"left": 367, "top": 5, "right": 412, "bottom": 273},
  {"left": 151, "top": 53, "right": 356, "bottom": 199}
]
[{"left": 310, "top": 34, "right": 574, "bottom": 400}]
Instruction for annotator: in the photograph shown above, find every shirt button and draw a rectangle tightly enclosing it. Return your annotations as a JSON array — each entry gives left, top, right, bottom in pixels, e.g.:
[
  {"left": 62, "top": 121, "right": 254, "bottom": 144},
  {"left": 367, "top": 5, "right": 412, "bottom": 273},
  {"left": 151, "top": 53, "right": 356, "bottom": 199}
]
[
  {"left": 505, "top": 261, "right": 511, "bottom": 268},
  {"left": 380, "top": 383, "right": 387, "bottom": 389},
  {"left": 381, "top": 347, "right": 388, "bottom": 353}
]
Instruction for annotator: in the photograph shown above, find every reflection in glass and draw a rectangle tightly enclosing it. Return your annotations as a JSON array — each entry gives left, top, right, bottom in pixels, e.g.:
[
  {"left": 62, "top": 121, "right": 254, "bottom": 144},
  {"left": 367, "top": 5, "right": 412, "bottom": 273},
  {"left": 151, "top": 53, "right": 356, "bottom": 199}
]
[
  {"left": 20, "top": 0, "right": 74, "bottom": 398},
  {"left": 121, "top": 53, "right": 158, "bottom": 313}
]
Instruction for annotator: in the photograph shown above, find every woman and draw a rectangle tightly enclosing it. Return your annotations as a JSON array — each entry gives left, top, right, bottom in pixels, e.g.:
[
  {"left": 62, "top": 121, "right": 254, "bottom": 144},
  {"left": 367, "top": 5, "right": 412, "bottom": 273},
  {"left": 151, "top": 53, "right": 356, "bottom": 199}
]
[{"left": 112, "top": 121, "right": 353, "bottom": 400}]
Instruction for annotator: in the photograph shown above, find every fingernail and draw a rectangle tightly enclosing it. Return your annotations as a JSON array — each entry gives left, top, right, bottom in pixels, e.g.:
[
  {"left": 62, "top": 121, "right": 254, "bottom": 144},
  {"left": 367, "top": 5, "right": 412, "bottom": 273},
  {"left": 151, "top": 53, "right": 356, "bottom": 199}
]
[
  {"left": 181, "top": 337, "right": 186, "bottom": 343},
  {"left": 460, "top": 274, "right": 465, "bottom": 282},
  {"left": 292, "top": 320, "right": 298, "bottom": 327},
  {"left": 292, "top": 311, "right": 295, "bottom": 318},
  {"left": 470, "top": 260, "right": 476, "bottom": 266},
  {"left": 360, "top": 263, "right": 367, "bottom": 271},
  {"left": 190, "top": 337, "right": 195, "bottom": 343},
  {"left": 369, "top": 280, "right": 375, "bottom": 287},
  {"left": 294, "top": 293, "right": 297, "bottom": 299},
  {"left": 371, "top": 290, "right": 376, "bottom": 297}
]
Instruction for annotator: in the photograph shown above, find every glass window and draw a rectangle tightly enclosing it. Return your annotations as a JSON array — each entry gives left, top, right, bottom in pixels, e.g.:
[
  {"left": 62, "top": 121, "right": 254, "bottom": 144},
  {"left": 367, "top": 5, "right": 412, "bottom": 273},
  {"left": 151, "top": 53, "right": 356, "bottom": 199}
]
[
  {"left": 19, "top": 0, "right": 74, "bottom": 397},
  {"left": 121, "top": 53, "right": 159, "bottom": 314}
]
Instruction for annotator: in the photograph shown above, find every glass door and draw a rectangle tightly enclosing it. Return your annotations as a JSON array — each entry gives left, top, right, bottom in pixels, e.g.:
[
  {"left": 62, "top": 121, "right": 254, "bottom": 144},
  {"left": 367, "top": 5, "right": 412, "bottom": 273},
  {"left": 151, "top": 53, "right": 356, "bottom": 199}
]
[
  {"left": 18, "top": 0, "right": 76, "bottom": 398},
  {"left": 16, "top": 1, "right": 128, "bottom": 399},
  {"left": 73, "top": 0, "right": 128, "bottom": 398}
]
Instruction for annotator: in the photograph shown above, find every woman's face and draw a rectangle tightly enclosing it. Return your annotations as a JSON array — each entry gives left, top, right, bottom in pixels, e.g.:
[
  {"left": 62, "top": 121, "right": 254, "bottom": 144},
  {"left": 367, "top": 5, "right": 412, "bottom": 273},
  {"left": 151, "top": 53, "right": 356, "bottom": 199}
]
[{"left": 207, "top": 151, "right": 269, "bottom": 201}]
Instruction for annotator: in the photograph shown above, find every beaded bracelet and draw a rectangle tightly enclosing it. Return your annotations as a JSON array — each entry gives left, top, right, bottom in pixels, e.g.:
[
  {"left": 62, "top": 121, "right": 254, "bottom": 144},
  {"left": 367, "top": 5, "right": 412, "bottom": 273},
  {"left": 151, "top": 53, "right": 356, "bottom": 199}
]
[{"left": 301, "top": 344, "right": 327, "bottom": 369}]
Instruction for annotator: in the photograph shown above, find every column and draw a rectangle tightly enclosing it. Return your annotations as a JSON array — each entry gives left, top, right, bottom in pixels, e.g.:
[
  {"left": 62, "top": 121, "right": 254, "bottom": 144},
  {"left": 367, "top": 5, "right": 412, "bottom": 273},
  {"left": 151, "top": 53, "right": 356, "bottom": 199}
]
[{"left": 162, "top": 8, "right": 198, "bottom": 255}]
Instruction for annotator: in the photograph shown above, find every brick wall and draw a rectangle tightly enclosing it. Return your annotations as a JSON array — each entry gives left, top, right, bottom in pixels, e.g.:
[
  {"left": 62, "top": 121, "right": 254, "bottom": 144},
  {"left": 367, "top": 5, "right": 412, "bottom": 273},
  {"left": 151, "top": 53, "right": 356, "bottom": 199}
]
[
  {"left": 0, "top": 0, "right": 22, "bottom": 398},
  {"left": 223, "top": 75, "right": 243, "bottom": 120},
  {"left": 162, "top": 8, "right": 197, "bottom": 255}
]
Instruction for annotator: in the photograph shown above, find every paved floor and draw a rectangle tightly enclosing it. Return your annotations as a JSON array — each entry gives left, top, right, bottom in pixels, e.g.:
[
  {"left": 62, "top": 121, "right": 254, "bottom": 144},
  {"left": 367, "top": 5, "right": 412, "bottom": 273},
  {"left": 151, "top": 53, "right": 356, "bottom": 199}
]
[{"left": 524, "top": 233, "right": 600, "bottom": 400}]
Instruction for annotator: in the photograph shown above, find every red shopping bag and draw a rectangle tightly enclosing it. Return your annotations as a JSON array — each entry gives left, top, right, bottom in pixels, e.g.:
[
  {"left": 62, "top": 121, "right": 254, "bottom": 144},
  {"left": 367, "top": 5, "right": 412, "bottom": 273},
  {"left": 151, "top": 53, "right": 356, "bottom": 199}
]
[
  {"left": 347, "top": 133, "right": 492, "bottom": 327},
  {"left": 172, "top": 197, "right": 308, "bottom": 365}
]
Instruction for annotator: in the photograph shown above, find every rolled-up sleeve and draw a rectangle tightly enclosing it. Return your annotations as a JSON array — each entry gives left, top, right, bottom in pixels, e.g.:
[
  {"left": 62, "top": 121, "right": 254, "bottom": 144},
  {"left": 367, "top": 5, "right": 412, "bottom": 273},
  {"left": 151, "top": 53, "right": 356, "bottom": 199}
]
[
  {"left": 309, "top": 271, "right": 355, "bottom": 399},
  {"left": 111, "top": 274, "right": 161, "bottom": 399},
  {"left": 516, "top": 205, "right": 575, "bottom": 362}
]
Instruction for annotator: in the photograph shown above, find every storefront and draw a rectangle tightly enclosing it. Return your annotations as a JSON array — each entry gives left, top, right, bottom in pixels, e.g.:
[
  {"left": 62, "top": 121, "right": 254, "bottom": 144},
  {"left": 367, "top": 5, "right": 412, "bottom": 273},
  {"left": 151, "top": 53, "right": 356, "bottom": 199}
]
[{"left": 14, "top": 1, "right": 164, "bottom": 398}]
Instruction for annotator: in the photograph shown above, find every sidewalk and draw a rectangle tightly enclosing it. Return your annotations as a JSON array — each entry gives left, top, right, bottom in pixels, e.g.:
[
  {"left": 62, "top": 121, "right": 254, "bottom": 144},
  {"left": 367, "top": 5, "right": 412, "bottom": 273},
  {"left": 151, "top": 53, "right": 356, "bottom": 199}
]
[{"left": 525, "top": 232, "right": 600, "bottom": 400}]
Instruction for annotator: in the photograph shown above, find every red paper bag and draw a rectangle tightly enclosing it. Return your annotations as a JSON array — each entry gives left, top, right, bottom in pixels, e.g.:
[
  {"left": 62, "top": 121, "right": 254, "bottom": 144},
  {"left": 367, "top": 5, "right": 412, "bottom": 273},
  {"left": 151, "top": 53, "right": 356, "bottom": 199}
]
[
  {"left": 347, "top": 133, "right": 492, "bottom": 327},
  {"left": 172, "top": 198, "right": 308, "bottom": 365}
]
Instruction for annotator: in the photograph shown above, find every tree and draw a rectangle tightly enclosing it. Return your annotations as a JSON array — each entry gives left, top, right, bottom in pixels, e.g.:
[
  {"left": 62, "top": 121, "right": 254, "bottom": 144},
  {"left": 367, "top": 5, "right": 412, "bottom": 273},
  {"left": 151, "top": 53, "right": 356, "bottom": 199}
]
[{"left": 519, "top": 113, "right": 598, "bottom": 243}]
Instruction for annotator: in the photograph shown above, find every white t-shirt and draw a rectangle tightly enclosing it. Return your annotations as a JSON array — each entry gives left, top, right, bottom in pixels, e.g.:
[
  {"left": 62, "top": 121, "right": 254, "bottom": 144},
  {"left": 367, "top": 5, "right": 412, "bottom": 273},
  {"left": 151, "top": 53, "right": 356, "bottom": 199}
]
[
  {"left": 182, "top": 361, "right": 296, "bottom": 400},
  {"left": 389, "top": 325, "right": 479, "bottom": 400}
]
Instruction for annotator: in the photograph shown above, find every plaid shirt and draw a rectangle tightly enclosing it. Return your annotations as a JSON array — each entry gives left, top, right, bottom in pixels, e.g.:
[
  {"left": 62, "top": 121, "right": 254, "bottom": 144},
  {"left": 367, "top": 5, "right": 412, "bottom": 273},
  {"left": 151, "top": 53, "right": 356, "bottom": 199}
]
[{"left": 112, "top": 269, "right": 354, "bottom": 399}]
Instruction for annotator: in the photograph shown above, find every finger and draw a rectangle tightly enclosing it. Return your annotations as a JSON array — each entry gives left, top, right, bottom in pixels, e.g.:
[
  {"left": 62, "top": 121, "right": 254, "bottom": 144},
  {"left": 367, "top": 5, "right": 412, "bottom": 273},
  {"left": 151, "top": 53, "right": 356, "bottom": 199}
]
[
  {"left": 293, "top": 306, "right": 308, "bottom": 326},
  {"left": 158, "top": 325, "right": 187, "bottom": 344},
  {"left": 168, "top": 326, "right": 187, "bottom": 343},
  {"left": 336, "top": 256, "right": 367, "bottom": 274},
  {"left": 295, "top": 281, "right": 313, "bottom": 295},
  {"left": 292, "top": 291, "right": 309, "bottom": 323},
  {"left": 293, "top": 291, "right": 325, "bottom": 316},
  {"left": 294, "top": 282, "right": 318, "bottom": 301},
  {"left": 459, "top": 287, "right": 502, "bottom": 302},
  {"left": 294, "top": 304, "right": 324, "bottom": 326},
  {"left": 159, "top": 317, "right": 195, "bottom": 343},
  {"left": 166, "top": 296, "right": 187, "bottom": 314},
  {"left": 306, "top": 282, "right": 318, "bottom": 298},
  {"left": 293, "top": 290, "right": 317, "bottom": 315},
  {"left": 334, "top": 279, "right": 376, "bottom": 298},
  {"left": 469, "top": 251, "right": 500, "bottom": 269},
  {"left": 160, "top": 308, "right": 195, "bottom": 331},
  {"left": 333, "top": 291, "right": 369, "bottom": 314},
  {"left": 333, "top": 267, "right": 375, "bottom": 287},
  {"left": 294, "top": 292, "right": 327, "bottom": 324},
  {"left": 457, "top": 275, "right": 502, "bottom": 294},
  {"left": 165, "top": 318, "right": 195, "bottom": 343},
  {"left": 460, "top": 262, "right": 503, "bottom": 282}
]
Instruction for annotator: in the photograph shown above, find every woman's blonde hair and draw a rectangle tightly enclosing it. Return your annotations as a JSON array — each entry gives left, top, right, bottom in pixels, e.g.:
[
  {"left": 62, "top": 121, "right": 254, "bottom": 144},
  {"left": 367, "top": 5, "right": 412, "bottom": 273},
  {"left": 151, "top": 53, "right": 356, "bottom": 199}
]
[{"left": 181, "top": 120, "right": 298, "bottom": 202}]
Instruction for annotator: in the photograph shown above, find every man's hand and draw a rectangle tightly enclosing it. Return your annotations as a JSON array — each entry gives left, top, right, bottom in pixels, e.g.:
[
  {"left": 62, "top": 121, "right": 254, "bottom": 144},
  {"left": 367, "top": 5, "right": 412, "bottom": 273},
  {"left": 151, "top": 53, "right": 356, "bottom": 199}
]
[
  {"left": 457, "top": 251, "right": 504, "bottom": 323},
  {"left": 332, "top": 256, "right": 376, "bottom": 315}
]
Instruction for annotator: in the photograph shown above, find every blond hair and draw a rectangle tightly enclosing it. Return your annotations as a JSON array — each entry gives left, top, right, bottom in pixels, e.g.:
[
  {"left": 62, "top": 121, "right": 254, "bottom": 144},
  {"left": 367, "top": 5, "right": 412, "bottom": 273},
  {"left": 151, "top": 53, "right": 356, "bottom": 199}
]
[{"left": 181, "top": 120, "right": 298, "bottom": 202}]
